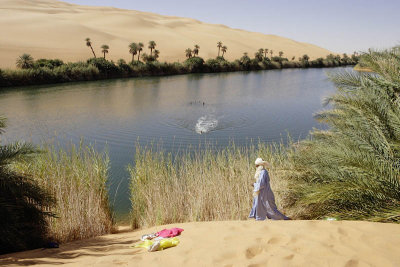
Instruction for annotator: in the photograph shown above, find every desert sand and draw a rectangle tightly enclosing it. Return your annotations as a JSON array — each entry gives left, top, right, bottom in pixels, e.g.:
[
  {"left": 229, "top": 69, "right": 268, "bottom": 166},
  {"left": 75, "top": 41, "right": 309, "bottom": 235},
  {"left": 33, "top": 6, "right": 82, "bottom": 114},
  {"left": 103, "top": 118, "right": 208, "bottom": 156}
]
[
  {"left": 1, "top": 220, "right": 400, "bottom": 266},
  {"left": 0, "top": 0, "right": 333, "bottom": 69}
]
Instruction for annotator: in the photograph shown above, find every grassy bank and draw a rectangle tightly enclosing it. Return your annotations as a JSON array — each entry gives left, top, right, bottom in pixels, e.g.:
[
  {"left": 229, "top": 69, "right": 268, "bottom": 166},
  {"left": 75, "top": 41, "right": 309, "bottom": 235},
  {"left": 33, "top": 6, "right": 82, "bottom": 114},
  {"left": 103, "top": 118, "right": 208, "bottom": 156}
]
[
  {"left": 0, "top": 53, "right": 358, "bottom": 88},
  {"left": 12, "top": 144, "right": 114, "bottom": 244},
  {"left": 129, "top": 142, "right": 293, "bottom": 228}
]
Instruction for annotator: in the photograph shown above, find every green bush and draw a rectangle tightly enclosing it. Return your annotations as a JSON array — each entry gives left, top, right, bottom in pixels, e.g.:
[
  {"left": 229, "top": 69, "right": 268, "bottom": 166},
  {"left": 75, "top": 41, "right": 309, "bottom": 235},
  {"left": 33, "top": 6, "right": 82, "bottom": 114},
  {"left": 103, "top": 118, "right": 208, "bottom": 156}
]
[
  {"left": 184, "top": 57, "right": 205, "bottom": 72},
  {"left": 282, "top": 46, "right": 400, "bottom": 222},
  {"left": 0, "top": 117, "right": 54, "bottom": 254},
  {"left": 34, "top": 59, "right": 64, "bottom": 69}
]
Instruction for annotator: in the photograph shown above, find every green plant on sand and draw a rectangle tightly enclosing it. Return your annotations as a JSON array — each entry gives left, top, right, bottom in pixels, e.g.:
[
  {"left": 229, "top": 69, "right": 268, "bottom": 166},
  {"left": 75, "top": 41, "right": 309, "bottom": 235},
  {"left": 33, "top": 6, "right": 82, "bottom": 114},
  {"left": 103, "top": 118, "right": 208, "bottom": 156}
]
[{"left": 0, "top": 116, "right": 54, "bottom": 254}]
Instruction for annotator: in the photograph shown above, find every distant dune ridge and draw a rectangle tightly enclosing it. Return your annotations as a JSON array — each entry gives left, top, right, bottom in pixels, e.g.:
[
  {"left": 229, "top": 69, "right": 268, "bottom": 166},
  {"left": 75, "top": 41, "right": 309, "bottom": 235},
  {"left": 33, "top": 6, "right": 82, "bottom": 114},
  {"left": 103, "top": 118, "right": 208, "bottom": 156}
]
[{"left": 0, "top": 0, "right": 333, "bottom": 68}]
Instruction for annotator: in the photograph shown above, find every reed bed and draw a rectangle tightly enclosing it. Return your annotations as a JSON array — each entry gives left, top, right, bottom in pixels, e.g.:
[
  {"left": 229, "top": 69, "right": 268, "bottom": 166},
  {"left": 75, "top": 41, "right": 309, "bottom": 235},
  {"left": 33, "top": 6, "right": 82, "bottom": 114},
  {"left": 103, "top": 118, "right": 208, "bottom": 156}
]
[
  {"left": 13, "top": 144, "right": 114, "bottom": 243},
  {"left": 129, "top": 142, "right": 293, "bottom": 229}
]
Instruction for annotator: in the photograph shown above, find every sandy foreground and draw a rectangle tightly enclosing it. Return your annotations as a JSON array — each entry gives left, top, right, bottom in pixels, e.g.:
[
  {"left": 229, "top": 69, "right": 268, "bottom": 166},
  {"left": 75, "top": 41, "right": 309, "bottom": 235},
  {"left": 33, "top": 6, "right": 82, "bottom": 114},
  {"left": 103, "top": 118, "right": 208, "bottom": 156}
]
[
  {"left": 0, "top": 0, "right": 333, "bottom": 69},
  {"left": 1, "top": 220, "right": 400, "bottom": 267}
]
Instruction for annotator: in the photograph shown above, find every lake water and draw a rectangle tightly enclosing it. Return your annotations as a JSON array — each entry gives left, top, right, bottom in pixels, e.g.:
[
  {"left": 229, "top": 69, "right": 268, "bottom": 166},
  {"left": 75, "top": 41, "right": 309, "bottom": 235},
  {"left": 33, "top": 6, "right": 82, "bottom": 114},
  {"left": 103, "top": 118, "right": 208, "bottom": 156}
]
[{"left": 0, "top": 67, "right": 348, "bottom": 219}]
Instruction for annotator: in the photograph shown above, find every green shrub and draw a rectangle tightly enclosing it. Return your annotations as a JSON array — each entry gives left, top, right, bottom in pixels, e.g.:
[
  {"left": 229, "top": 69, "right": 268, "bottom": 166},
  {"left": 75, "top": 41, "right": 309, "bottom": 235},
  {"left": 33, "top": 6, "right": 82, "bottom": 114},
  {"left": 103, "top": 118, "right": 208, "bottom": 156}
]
[
  {"left": 184, "top": 57, "right": 205, "bottom": 72},
  {"left": 0, "top": 117, "right": 54, "bottom": 254},
  {"left": 34, "top": 59, "right": 64, "bottom": 69},
  {"left": 282, "top": 46, "right": 400, "bottom": 222}
]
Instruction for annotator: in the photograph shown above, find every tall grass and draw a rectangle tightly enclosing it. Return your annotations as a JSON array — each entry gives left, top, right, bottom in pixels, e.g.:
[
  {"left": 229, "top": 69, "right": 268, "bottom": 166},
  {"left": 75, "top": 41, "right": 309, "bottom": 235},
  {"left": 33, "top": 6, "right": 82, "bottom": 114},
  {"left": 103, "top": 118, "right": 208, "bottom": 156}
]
[
  {"left": 13, "top": 144, "right": 114, "bottom": 243},
  {"left": 129, "top": 142, "right": 292, "bottom": 229}
]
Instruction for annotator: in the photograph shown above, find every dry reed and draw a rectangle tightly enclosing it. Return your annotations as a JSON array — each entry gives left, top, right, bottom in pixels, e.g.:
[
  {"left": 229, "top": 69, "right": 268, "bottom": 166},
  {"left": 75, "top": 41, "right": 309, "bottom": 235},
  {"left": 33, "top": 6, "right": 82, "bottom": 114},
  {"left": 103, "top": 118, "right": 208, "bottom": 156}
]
[
  {"left": 13, "top": 143, "right": 114, "bottom": 243},
  {"left": 129, "top": 142, "right": 292, "bottom": 229}
]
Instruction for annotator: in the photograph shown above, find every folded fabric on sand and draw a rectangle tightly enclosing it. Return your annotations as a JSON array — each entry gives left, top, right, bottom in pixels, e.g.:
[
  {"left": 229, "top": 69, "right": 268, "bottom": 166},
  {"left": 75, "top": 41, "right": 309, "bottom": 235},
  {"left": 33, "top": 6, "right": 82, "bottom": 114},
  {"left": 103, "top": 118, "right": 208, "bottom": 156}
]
[
  {"left": 157, "top": 228, "right": 184, "bottom": 238},
  {"left": 134, "top": 237, "right": 180, "bottom": 251}
]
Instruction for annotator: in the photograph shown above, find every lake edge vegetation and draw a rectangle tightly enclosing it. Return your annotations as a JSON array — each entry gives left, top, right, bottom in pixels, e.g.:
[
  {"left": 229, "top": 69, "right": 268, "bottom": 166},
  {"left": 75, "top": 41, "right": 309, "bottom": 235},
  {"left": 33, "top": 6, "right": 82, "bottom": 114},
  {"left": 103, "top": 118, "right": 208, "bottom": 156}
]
[
  {"left": 129, "top": 46, "right": 400, "bottom": 228},
  {"left": 0, "top": 39, "right": 359, "bottom": 88},
  {"left": 0, "top": 121, "right": 114, "bottom": 253}
]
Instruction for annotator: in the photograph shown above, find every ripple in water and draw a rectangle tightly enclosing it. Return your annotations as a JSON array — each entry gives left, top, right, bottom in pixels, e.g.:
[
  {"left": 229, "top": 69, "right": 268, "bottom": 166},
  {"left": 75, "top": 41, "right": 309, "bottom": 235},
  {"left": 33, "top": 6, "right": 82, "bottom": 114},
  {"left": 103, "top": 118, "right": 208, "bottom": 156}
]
[{"left": 195, "top": 115, "right": 218, "bottom": 134}]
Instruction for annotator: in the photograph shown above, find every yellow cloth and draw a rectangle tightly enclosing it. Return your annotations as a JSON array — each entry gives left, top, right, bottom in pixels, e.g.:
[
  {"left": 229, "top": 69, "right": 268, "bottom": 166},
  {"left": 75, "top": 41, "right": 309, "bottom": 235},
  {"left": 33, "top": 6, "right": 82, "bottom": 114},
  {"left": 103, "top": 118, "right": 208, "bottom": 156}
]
[{"left": 134, "top": 237, "right": 180, "bottom": 251}]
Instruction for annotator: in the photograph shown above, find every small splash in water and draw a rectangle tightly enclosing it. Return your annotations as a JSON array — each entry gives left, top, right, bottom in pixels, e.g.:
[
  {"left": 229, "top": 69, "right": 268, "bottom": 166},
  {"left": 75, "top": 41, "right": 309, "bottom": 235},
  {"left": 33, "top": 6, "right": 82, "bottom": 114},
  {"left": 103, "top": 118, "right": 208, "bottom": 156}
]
[{"left": 195, "top": 115, "right": 218, "bottom": 134}]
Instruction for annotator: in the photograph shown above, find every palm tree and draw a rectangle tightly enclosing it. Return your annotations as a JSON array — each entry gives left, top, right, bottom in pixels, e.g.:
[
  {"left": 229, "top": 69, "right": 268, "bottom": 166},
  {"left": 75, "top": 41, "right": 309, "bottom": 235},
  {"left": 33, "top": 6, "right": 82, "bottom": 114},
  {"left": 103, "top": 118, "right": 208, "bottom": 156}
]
[
  {"left": 101, "top": 45, "right": 109, "bottom": 59},
  {"left": 279, "top": 51, "right": 284, "bottom": 58},
  {"left": 137, "top": 42, "right": 144, "bottom": 62},
  {"left": 85, "top": 38, "right": 96, "bottom": 58},
  {"left": 217, "top": 41, "right": 223, "bottom": 57},
  {"left": 153, "top": 49, "right": 160, "bottom": 60},
  {"left": 16, "top": 54, "right": 34, "bottom": 69},
  {"left": 264, "top": 49, "right": 269, "bottom": 58},
  {"left": 193, "top": 45, "right": 200, "bottom": 57},
  {"left": 0, "top": 116, "right": 54, "bottom": 253},
  {"left": 254, "top": 51, "right": 263, "bottom": 61},
  {"left": 129, "top": 43, "right": 138, "bottom": 63},
  {"left": 302, "top": 54, "right": 310, "bottom": 62},
  {"left": 185, "top": 48, "right": 193, "bottom": 59},
  {"left": 270, "top": 50, "right": 273, "bottom": 58},
  {"left": 258, "top": 48, "right": 264, "bottom": 58},
  {"left": 148, "top": 41, "right": 156, "bottom": 56},
  {"left": 284, "top": 47, "right": 400, "bottom": 222},
  {"left": 221, "top": 45, "right": 227, "bottom": 58},
  {"left": 292, "top": 56, "right": 295, "bottom": 61}
]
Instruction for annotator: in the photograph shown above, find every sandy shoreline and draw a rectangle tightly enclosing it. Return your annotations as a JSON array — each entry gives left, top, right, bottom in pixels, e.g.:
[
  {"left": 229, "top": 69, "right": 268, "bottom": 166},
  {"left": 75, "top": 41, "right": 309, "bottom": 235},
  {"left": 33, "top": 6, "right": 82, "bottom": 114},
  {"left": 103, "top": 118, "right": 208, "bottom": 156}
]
[
  {"left": 1, "top": 220, "right": 400, "bottom": 266},
  {"left": 0, "top": 0, "right": 332, "bottom": 69}
]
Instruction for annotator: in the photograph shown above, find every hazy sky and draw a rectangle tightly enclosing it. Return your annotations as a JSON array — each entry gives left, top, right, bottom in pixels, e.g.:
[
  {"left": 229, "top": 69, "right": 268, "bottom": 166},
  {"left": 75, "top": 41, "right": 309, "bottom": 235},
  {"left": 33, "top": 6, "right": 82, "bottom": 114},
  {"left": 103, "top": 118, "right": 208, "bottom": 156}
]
[{"left": 64, "top": 0, "right": 400, "bottom": 54}]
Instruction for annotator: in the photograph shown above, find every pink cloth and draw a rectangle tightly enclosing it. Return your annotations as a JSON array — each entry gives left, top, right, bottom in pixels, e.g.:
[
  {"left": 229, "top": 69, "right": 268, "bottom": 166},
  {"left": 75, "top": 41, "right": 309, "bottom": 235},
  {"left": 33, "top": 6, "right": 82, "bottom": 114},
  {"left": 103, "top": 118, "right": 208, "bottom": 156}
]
[{"left": 157, "top": 228, "right": 184, "bottom": 238}]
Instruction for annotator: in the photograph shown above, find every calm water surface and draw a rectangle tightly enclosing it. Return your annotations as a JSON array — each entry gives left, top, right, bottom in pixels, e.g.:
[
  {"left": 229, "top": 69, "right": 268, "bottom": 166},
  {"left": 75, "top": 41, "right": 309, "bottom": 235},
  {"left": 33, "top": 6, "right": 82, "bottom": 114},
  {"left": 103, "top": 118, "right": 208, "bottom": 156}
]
[{"left": 0, "top": 67, "right": 348, "bottom": 219}]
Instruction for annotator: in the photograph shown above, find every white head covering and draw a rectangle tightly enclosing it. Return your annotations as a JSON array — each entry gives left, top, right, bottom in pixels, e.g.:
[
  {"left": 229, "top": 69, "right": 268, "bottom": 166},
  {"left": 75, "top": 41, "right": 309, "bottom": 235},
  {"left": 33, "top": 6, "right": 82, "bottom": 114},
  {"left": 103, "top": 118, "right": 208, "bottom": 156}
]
[
  {"left": 254, "top": 158, "right": 271, "bottom": 180},
  {"left": 255, "top": 158, "right": 270, "bottom": 168}
]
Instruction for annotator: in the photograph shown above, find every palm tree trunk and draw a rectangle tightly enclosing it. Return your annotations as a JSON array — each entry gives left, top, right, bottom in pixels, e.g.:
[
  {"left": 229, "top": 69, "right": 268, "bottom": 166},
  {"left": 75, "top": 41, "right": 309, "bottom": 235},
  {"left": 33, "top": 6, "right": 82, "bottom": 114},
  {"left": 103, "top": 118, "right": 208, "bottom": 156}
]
[
  {"left": 138, "top": 51, "right": 141, "bottom": 62},
  {"left": 103, "top": 52, "right": 106, "bottom": 59},
  {"left": 222, "top": 51, "right": 225, "bottom": 58},
  {"left": 90, "top": 45, "right": 96, "bottom": 58},
  {"left": 150, "top": 48, "right": 153, "bottom": 56},
  {"left": 218, "top": 48, "right": 220, "bottom": 57},
  {"left": 132, "top": 54, "right": 134, "bottom": 63}
]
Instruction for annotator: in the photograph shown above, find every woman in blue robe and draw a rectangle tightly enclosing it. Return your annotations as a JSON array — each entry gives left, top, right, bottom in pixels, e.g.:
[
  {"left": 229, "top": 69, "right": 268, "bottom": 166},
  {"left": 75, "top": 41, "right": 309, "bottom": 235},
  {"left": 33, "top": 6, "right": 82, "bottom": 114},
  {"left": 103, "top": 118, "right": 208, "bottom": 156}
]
[{"left": 249, "top": 158, "right": 290, "bottom": 221}]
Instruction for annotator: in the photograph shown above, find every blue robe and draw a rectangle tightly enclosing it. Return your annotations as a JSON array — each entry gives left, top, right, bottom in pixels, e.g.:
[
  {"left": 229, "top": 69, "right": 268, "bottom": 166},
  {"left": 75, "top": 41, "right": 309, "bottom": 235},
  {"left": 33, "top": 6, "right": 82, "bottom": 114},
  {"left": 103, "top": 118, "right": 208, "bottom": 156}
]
[{"left": 249, "top": 169, "right": 289, "bottom": 221}]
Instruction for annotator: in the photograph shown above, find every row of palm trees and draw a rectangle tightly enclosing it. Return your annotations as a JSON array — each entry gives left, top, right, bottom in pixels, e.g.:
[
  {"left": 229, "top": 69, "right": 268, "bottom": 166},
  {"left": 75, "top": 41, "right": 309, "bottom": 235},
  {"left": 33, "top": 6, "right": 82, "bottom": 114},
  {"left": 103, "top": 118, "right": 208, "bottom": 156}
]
[
  {"left": 85, "top": 38, "right": 333, "bottom": 64},
  {"left": 254, "top": 48, "right": 285, "bottom": 60},
  {"left": 185, "top": 45, "right": 200, "bottom": 58},
  {"left": 86, "top": 38, "right": 162, "bottom": 62}
]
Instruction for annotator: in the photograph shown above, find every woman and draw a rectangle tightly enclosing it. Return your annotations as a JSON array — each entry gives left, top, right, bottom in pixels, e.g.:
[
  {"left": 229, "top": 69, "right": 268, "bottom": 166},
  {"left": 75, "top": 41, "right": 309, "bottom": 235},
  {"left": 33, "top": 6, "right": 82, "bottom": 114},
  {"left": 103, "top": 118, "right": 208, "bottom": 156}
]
[{"left": 249, "top": 158, "right": 289, "bottom": 220}]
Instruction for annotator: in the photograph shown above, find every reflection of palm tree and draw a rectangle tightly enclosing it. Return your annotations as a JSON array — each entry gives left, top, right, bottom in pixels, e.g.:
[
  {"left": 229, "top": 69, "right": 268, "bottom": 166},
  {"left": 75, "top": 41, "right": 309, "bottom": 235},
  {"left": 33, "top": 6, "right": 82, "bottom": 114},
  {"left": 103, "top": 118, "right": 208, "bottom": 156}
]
[
  {"left": 217, "top": 41, "right": 223, "bottom": 57},
  {"left": 129, "top": 43, "right": 138, "bottom": 63},
  {"left": 16, "top": 54, "right": 34, "bottom": 69},
  {"left": 148, "top": 41, "right": 156, "bottom": 56},
  {"left": 85, "top": 38, "right": 96, "bottom": 58},
  {"left": 185, "top": 48, "right": 192, "bottom": 58},
  {"left": 0, "top": 116, "right": 54, "bottom": 253},
  {"left": 193, "top": 45, "right": 200, "bottom": 57},
  {"left": 221, "top": 45, "right": 227, "bottom": 58},
  {"left": 101, "top": 45, "right": 109, "bottom": 59},
  {"left": 137, "top": 42, "right": 144, "bottom": 61}
]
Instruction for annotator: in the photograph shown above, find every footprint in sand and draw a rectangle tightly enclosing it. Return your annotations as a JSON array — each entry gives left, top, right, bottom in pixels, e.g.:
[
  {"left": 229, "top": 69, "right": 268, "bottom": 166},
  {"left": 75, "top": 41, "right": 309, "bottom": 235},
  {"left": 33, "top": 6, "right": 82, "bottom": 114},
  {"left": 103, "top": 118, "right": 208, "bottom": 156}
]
[{"left": 245, "top": 245, "right": 264, "bottom": 259}]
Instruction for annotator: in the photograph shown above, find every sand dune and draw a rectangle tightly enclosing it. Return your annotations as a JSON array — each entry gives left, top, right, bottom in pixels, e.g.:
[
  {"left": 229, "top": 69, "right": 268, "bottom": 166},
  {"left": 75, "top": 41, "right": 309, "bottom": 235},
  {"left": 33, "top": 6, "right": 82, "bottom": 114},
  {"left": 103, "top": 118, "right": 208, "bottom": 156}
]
[
  {"left": 1, "top": 220, "right": 400, "bottom": 266},
  {"left": 0, "top": 0, "right": 333, "bottom": 68}
]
